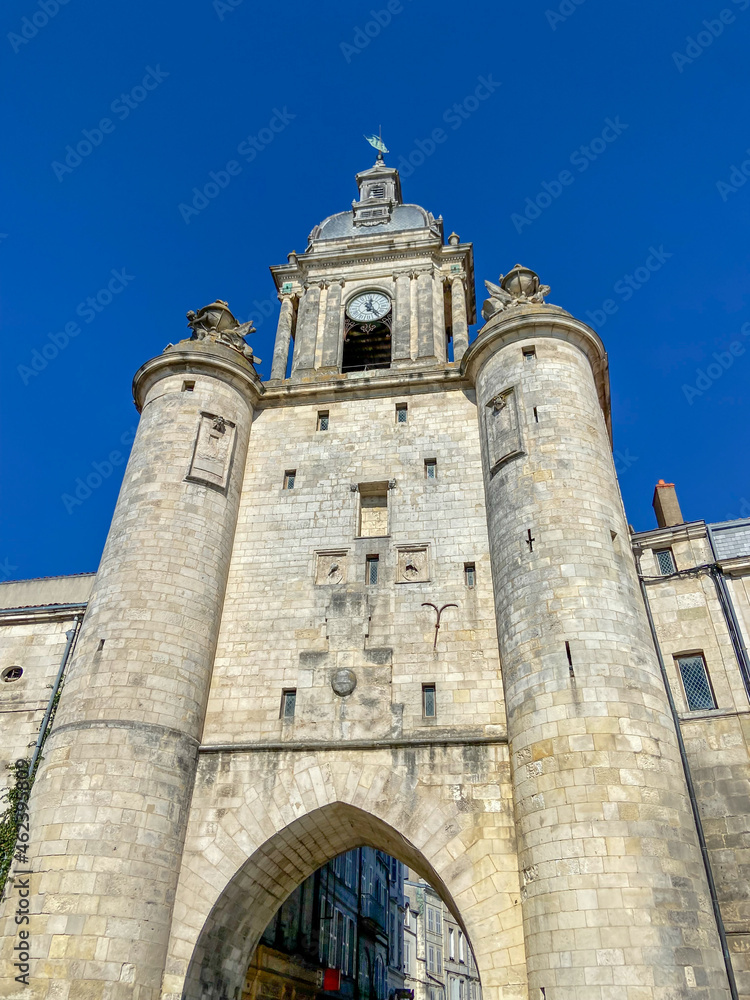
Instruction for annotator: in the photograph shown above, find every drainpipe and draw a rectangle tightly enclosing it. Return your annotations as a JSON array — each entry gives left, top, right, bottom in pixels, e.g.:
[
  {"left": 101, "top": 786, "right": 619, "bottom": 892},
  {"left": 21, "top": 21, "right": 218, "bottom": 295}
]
[
  {"left": 28, "top": 615, "right": 82, "bottom": 778},
  {"left": 632, "top": 548, "right": 738, "bottom": 1000}
]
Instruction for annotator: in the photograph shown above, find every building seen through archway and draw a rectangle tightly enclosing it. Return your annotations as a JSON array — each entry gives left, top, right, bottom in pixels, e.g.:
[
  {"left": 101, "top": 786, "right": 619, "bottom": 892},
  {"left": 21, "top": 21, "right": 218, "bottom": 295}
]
[{"left": 244, "top": 851, "right": 480, "bottom": 1000}]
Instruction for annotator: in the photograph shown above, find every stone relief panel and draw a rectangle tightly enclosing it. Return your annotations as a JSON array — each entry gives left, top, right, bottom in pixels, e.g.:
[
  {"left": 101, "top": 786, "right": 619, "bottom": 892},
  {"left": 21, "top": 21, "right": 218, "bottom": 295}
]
[
  {"left": 484, "top": 386, "right": 523, "bottom": 474},
  {"left": 186, "top": 412, "right": 237, "bottom": 491},
  {"left": 396, "top": 545, "right": 430, "bottom": 584},
  {"left": 315, "top": 550, "right": 348, "bottom": 586}
]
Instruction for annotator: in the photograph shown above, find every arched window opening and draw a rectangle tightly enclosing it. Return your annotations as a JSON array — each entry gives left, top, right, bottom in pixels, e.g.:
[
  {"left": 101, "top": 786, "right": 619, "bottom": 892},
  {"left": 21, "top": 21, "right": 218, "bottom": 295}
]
[
  {"left": 342, "top": 319, "right": 392, "bottom": 372},
  {"left": 243, "top": 849, "right": 482, "bottom": 1000}
]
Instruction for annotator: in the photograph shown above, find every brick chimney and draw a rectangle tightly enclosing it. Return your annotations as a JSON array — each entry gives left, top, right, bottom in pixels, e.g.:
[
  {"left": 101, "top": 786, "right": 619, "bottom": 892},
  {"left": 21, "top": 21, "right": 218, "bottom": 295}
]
[{"left": 653, "top": 479, "right": 684, "bottom": 528}]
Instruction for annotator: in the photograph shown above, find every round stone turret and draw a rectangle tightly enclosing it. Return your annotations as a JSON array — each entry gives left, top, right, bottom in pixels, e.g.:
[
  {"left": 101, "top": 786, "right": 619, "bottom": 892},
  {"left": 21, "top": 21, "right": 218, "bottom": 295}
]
[
  {"left": 464, "top": 272, "right": 729, "bottom": 1000},
  {"left": 24, "top": 309, "right": 260, "bottom": 1000}
]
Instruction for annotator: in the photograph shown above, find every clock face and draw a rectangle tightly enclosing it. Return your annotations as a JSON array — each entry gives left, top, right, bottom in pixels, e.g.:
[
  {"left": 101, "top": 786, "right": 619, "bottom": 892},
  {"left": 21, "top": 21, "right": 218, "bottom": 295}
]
[{"left": 346, "top": 291, "right": 391, "bottom": 322}]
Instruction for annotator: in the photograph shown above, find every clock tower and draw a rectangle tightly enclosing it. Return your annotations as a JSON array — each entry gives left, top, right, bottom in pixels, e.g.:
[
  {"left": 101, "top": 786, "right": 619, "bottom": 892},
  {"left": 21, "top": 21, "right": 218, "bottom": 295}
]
[{"left": 268, "top": 154, "right": 476, "bottom": 379}]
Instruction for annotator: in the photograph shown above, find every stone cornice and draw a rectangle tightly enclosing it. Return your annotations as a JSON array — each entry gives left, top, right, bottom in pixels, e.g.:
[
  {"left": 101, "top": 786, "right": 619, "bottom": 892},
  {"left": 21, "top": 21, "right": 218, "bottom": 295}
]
[
  {"left": 132, "top": 344, "right": 265, "bottom": 412},
  {"left": 630, "top": 520, "right": 708, "bottom": 548},
  {"left": 461, "top": 306, "right": 611, "bottom": 438}
]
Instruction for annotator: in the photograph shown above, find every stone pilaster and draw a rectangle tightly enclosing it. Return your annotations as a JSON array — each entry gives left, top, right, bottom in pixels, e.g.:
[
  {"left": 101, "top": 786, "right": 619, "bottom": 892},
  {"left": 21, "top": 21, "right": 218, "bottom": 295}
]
[
  {"left": 291, "top": 284, "right": 321, "bottom": 374},
  {"left": 417, "top": 270, "right": 434, "bottom": 359},
  {"left": 392, "top": 272, "right": 412, "bottom": 361},
  {"left": 19, "top": 340, "right": 258, "bottom": 1000},
  {"left": 320, "top": 279, "right": 344, "bottom": 369},
  {"left": 270, "top": 294, "right": 296, "bottom": 380},
  {"left": 465, "top": 306, "right": 730, "bottom": 1000},
  {"left": 451, "top": 274, "right": 469, "bottom": 361}
]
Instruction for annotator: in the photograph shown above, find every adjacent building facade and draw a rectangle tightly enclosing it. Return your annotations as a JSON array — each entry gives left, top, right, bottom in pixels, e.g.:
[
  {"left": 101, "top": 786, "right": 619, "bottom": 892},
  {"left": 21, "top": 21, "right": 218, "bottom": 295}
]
[{"left": 1, "top": 154, "right": 749, "bottom": 1000}]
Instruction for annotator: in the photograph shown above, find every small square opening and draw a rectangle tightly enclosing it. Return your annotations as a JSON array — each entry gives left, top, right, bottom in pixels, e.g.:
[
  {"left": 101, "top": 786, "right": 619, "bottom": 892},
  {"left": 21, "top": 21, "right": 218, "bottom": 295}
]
[
  {"left": 396, "top": 403, "right": 408, "bottom": 424},
  {"left": 182, "top": 380, "right": 195, "bottom": 392},
  {"left": 655, "top": 548, "right": 676, "bottom": 575},
  {"left": 317, "top": 411, "right": 329, "bottom": 431},
  {"left": 523, "top": 346, "right": 536, "bottom": 361},
  {"left": 464, "top": 563, "right": 476, "bottom": 588},
  {"left": 424, "top": 459, "right": 437, "bottom": 480},
  {"left": 283, "top": 470, "right": 296, "bottom": 490}
]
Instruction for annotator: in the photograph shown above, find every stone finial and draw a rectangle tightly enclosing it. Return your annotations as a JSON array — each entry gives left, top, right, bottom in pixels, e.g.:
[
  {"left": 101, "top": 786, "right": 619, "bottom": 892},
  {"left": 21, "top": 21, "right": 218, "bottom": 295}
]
[
  {"left": 448, "top": 232, "right": 461, "bottom": 246},
  {"left": 184, "top": 300, "right": 262, "bottom": 365},
  {"left": 481, "top": 264, "right": 551, "bottom": 321}
]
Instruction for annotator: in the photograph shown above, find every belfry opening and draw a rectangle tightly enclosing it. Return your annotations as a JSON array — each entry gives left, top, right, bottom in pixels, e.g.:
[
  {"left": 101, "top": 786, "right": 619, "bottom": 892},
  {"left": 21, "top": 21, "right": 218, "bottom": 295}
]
[{"left": 342, "top": 320, "right": 392, "bottom": 372}]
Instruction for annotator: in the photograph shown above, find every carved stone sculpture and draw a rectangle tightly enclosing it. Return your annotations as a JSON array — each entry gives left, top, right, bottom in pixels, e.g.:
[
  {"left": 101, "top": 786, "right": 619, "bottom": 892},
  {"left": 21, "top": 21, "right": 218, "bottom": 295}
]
[
  {"left": 185, "top": 300, "right": 262, "bottom": 365},
  {"left": 481, "top": 264, "right": 551, "bottom": 321}
]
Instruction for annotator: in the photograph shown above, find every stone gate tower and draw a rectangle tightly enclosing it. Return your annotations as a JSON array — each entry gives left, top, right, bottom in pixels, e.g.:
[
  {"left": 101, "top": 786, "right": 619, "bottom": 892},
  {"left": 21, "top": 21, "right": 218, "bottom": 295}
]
[{"left": 1, "top": 156, "right": 732, "bottom": 1000}]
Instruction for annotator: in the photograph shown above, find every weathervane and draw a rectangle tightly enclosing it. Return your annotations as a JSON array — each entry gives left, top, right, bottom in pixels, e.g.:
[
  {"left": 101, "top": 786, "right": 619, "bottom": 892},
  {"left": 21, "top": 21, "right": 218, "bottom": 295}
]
[{"left": 364, "top": 127, "right": 389, "bottom": 161}]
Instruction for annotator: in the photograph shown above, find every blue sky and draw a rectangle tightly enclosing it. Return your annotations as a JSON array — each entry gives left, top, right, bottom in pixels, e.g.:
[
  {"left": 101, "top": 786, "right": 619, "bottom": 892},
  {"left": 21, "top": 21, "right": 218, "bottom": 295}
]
[{"left": 2, "top": 0, "right": 749, "bottom": 580}]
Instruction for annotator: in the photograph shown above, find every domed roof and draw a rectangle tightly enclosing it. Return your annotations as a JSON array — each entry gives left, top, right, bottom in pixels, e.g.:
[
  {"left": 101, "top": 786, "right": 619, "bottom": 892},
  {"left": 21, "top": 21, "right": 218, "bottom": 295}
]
[{"left": 312, "top": 204, "right": 437, "bottom": 243}]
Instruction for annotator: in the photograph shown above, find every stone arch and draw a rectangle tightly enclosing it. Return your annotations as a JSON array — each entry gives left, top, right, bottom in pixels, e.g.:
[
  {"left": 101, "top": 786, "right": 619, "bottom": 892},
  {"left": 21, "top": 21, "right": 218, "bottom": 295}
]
[
  {"left": 168, "top": 745, "right": 524, "bottom": 1000},
  {"left": 183, "top": 802, "right": 472, "bottom": 1000}
]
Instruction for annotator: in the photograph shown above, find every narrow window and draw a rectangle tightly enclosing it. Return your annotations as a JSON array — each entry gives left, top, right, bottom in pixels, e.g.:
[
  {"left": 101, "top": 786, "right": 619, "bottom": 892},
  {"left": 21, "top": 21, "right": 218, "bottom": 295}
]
[
  {"left": 317, "top": 410, "right": 329, "bottom": 431},
  {"left": 427, "top": 907, "right": 434, "bottom": 933},
  {"left": 435, "top": 910, "right": 442, "bottom": 934},
  {"left": 533, "top": 406, "right": 538, "bottom": 422},
  {"left": 523, "top": 346, "right": 536, "bottom": 361},
  {"left": 2, "top": 666, "right": 23, "bottom": 682},
  {"left": 458, "top": 931, "right": 465, "bottom": 963},
  {"left": 436, "top": 948, "right": 443, "bottom": 975},
  {"left": 366, "top": 555, "right": 379, "bottom": 585},
  {"left": 464, "top": 563, "right": 476, "bottom": 588},
  {"left": 425, "top": 459, "right": 437, "bottom": 479},
  {"left": 677, "top": 654, "right": 716, "bottom": 711},
  {"left": 404, "top": 940, "right": 411, "bottom": 973},
  {"left": 655, "top": 548, "right": 676, "bottom": 575},
  {"left": 359, "top": 483, "right": 389, "bottom": 536},
  {"left": 396, "top": 403, "right": 408, "bottom": 423},
  {"left": 283, "top": 470, "right": 296, "bottom": 490},
  {"left": 182, "top": 380, "right": 195, "bottom": 392},
  {"left": 423, "top": 684, "right": 436, "bottom": 718},
  {"left": 97, "top": 638, "right": 105, "bottom": 651},
  {"left": 449, "top": 928, "right": 455, "bottom": 960},
  {"left": 280, "top": 689, "right": 296, "bottom": 719}
]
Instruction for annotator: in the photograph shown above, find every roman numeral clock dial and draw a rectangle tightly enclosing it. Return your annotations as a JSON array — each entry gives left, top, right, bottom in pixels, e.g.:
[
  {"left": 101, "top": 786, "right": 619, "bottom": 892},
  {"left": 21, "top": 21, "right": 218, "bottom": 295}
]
[{"left": 346, "top": 292, "right": 390, "bottom": 322}]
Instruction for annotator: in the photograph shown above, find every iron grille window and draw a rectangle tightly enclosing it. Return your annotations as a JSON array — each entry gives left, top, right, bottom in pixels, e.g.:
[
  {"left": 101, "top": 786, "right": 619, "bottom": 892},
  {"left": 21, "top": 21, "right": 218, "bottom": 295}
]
[
  {"left": 317, "top": 411, "right": 329, "bottom": 431},
  {"left": 396, "top": 403, "right": 408, "bottom": 423},
  {"left": 464, "top": 563, "right": 476, "bottom": 588},
  {"left": 425, "top": 459, "right": 437, "bottom": 479},
  {"left": 677, "top": 654, "right": 716, "bottom": 711},
  {"left": 423, "top": 684, "right": 436, "bottom": 718},
  {"left": 367, "top": 555, "right": 379, "bottom": 585},
  {"left": 283, "top": 470, "right": 296, "bottom": 490},
  {"left": 281, "top": 689, "right": 296, "bottom": 719},
  {"left": 523, "top": 346, "right": 536, "bottom": 361},
  {"left": 655, "top": 548, "right": 676, "bottom": 575}
]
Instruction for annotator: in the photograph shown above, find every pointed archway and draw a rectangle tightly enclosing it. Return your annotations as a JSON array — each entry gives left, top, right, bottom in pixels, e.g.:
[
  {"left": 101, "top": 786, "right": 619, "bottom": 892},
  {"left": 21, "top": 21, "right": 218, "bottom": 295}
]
[{"left": 183, "top": 804, "right": 470, "bottom": 1000}]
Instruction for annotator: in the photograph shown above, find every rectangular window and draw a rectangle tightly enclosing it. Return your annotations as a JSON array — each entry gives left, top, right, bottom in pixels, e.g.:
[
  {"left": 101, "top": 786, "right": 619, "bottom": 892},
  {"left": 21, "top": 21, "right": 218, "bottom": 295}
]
[
  {"left": 329, "top": 908, "right": 339, "bottom": 970},
  {"left": 319, "top": 897, "right": 332, "bottom": 964},
  {"left": 464, "top": 563, "right": 476, "bottom": 588},
  {"left": 182, "top": 380, "right": 195, "bottom": 392},
  {"left": 283, "top": 470, "right": 296, "bottom": 490},
  {"left": 425, "top": 459, "right": 437, "bottom": 479},
  {"left": 435, "top": 910, "right": 442, "bottom": 935},
  {"left": 677, "top": 654, "right": 717, "bottom": 711},
  {"left": 459, "top": 981, "right": 465, "bottom": 1000},
  {"left": 423, "top": 684, "right": 436, "bottom": 719},
  {"left": 366, "top": 555, "right": 379, "bottom": 585},
  {"left": 655, "top": 548, "right": 676, "bottom": 575},
  {"left": 317, "top": 411, "right": 329, "bottom": 431},
  {"left": 523, "top": 346, "right": 536, "bottom": 360},
  {"left": 449, "top": 928, "right": 455, "bottom": 960},
  {"left": 396, "top": 403, "right": 408, "bottom": 423},
  {"left": 281, "top": 689, "right": 296, "bottom": 719},
  {"left": 428, "top": 946, "right": 435, "bottom": 972},
  {"left": 458, "top": 931, "right": 465, "bottom": 963},
  {"left": 404, "top": 940, "right": 411, "bottom": 974},
  {"left": 359, "top": 483, "right": 389, "bottom": 537},
  {"left": 436, "top": 948, "right": 442, "bottom": 975},
  {"left": 345, "top": 851, "right": 353, "bottom": 887},
  {"left": 348, "top": 918, "right": 355, "bottom": 976},
  {"left": 427, "top": 908, "right": 434, "bottom": 933}
]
